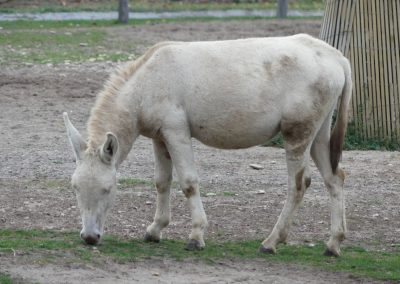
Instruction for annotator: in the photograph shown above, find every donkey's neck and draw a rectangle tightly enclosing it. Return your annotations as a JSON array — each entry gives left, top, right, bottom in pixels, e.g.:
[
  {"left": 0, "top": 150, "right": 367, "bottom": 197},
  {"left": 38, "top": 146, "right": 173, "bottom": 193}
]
[
  {"left": 86, "top": 43, "right": 172, "bottom": 166},
  {"left": 87, "top": 87, "right": 138, "bottom": 167}
]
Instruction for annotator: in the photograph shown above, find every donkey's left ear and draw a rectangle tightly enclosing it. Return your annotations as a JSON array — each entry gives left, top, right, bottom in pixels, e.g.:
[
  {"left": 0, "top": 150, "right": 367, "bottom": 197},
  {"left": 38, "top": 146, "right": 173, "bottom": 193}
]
[
  {"left": 63, "top": 112, "right": 87, "bottom": 162},
  {"left": 100, "top": 132, "right": 119, "bottom": 165}
]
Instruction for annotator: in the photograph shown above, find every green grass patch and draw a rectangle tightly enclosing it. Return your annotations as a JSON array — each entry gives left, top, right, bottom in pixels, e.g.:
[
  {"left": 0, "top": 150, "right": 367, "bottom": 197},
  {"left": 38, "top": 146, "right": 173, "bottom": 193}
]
[
  {"left": 222, "top": 191, "right": 237, "bottom": 197},
  {"left": 263, "top": 133, "right": 284, "bottom": 148},
  {"left": 0, "top": 15, "right": 321, "bottom": 30},
  {"left": 0, "top": 17, "right": 323, "bottom": 65},
  {"left": 0, "top": 0, "right": 325, "bottom": 14},
  {"left": 118, "top": 178, "right": 153, "bottom": 188},
  {"left": 344, "top": 121, "right": 400, "bottom": 150},
  {"left": 0, "top": 229, "right": 399, "bottom": 281},
  {"left": 45, "top": 179, "right": 70, "bottom": 189},
  {"left": 0, "top": 27, "right": 137, "bottom": 65},
  {"left": 0, "top": 19, "right": 118, "bottom": 30},
  {"left": 0, "top": 229, "right": 94, "bottom": 263},
  {"left": 0, "top": 273, "right": 13, "bottom": 284}
]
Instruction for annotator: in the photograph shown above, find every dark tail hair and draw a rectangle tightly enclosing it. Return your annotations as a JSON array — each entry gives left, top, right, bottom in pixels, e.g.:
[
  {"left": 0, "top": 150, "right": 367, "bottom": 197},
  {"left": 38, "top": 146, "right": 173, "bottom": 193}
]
[{"left": 330, "top": 59, "right": 352, "bottom": 173}]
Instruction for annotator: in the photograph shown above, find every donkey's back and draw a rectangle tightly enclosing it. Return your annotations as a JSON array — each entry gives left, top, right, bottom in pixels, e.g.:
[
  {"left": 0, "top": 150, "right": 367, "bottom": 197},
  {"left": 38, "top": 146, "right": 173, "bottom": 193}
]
[{"left": 136, "top": 34, "right": 349, "bottom": 151}]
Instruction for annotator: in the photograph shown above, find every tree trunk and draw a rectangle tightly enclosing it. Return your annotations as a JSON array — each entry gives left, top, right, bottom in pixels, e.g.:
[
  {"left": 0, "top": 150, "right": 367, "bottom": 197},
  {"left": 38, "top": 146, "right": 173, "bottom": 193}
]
[
  {"left": 118, "top": 0, "right": 129, "bottom": 24},
  {"left": 277, "top": 0, "right": 288, "bottom": 18}
]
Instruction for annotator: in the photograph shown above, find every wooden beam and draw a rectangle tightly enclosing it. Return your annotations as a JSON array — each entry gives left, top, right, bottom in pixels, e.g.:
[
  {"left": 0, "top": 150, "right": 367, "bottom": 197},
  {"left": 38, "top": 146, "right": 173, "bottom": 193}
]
[{"left": 118, "top": 0, "right": 129, "bottom": 24}]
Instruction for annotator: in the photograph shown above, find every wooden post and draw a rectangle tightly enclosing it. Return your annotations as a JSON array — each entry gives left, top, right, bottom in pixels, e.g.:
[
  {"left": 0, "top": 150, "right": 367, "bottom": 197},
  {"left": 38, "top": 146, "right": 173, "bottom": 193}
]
[
  {"left": 118, "top": 0, "right": 129, "bottom": 24},
  {"left": 320, "top": 0, "right": 400, "bottom": 143},
  {"left": 277, "top": 0, "right": 288, "bottom": 18}
]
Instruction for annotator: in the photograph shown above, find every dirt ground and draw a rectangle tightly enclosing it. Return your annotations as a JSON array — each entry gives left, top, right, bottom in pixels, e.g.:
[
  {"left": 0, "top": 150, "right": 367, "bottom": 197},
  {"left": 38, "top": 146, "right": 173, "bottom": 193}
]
[{"left": 1, "top": 20, "right": 399, "bottom": 283}]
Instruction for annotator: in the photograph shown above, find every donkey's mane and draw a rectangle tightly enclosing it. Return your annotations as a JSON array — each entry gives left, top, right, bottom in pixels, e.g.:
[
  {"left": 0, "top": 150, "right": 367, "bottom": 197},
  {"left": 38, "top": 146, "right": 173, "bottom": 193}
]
[{"left": 87, "top": 42, "right": 174, "bottom": 150}]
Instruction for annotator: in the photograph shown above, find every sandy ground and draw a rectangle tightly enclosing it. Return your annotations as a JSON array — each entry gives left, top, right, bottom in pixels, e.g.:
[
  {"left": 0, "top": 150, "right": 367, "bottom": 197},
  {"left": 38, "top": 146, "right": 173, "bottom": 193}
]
[{"left": 1, "top": 20, "right": 399, "bottom": 283}]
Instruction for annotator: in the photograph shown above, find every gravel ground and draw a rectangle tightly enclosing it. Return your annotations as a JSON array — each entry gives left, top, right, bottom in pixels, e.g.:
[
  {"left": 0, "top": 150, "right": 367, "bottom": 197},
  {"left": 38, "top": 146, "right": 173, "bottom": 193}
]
[{"left": 0, "top": 19, "right": 399, "bottom": 283}]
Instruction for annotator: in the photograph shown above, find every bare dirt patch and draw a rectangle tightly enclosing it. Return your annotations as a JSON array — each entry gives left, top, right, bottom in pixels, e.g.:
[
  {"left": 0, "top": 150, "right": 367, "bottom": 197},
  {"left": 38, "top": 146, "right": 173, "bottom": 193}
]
[{"left": 1, "top": 20, "right": 399, "bottom": 283}]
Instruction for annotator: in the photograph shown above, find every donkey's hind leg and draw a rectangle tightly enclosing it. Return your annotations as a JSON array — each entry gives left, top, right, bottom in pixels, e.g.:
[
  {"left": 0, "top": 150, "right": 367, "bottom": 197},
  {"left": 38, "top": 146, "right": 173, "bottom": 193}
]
[
  {"left": 260, "top": 121, "right": 314, "bottom": 254},
  {"left": 311, "top": 115, "right": 346, "bottom": 257},
  {"left": 145, "top": 139, "right": 173, "bottom": 243}
]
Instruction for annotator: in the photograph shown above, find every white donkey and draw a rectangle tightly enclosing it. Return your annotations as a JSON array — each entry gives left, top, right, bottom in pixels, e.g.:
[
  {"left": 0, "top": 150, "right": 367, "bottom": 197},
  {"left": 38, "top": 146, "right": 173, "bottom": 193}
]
[{"left": 64, "top": 34, "right": 352, "bottom": 256}]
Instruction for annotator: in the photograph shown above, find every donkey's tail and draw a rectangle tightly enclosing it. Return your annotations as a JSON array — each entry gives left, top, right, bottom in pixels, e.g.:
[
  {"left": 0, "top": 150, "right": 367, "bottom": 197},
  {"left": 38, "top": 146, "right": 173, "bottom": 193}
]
[{"left": 330, "top": 59, "right": 352, "bottom": 174}]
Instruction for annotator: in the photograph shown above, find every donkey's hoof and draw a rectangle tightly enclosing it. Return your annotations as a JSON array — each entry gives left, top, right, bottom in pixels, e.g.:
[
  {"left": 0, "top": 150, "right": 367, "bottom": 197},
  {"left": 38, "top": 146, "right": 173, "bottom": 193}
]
[
  {"left": 144, "top": 232, "right": 160, "bottom": 243},
  {"left": 323, "top": 248, "right": 339, "bottom": 257},
  {"left": 185, "top": 239, "right": 204, "bottom": 251},
  {"left": 258, "top": 245, "right": 276, "bottom": 254}
]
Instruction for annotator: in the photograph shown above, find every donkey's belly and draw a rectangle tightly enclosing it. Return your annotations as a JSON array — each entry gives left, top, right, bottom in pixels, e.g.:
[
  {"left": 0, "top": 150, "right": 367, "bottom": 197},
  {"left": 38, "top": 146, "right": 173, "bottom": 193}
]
[{"left": 189, "top": 113, "right": 280, "bottom": 149}]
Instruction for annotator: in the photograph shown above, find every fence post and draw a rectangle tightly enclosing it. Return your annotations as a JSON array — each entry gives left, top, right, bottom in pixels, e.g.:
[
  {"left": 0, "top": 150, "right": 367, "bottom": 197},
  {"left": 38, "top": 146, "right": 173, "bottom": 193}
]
[
  {"left": 277, "top": 0, "right": 288, "bottom": 18},
  {"left": 118, "top": 0, "right": 129, "bottom": 24},
  {"left": 320, "top": 0, "right": 400, "bottom": 143}
]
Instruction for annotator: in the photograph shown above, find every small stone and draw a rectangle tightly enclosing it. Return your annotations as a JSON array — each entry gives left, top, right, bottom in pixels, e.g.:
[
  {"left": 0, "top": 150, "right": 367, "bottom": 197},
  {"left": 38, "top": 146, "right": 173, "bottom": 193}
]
[
  {"left": 308, "top": 243, "right": 316, "bottom": 248},
  {"left": 206, "top": 193, "right": 217, "bottom": 197},
  {"left": 145, "top": 201, "right": 152, "bottom": 205},
  {"left": 372, "top": 213, "right": 379, "bottom": 218},
  {"left": 384, "top": 217, "right": 389, "bottom": 221},
  {"left": 250, "top": 164, "right": 264, "bottom": 170},
  {"left": 257, "top": 190, "right": 266, "bottom": 194},
  {"left": 79, "top": 42, "right": 88, "bottom": 47},
  {"left": 152, "top": 272, "right": 160, "bottom": 276}
]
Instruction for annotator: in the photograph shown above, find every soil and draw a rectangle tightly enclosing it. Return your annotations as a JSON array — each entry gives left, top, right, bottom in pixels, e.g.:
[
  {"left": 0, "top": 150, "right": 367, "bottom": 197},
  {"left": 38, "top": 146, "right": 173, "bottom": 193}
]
[{"left": 1, "top": 20, "right": 399, "bottom": 283}]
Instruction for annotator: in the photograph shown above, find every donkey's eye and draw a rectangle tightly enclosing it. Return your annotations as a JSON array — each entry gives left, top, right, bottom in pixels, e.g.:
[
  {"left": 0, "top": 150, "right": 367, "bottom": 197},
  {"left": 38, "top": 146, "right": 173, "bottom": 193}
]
[{"left": 102, "top": 188, "right": 111, "bottom": 195}]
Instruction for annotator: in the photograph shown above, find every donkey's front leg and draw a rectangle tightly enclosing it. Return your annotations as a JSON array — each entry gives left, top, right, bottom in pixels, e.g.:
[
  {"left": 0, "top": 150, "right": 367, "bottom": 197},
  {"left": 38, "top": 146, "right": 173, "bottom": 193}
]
[
  {"left": 145, "top": 139, "right": 173, "bottom": 243},
  {"left": 163, "top": 130, "right": 208, "bottom": 251}
]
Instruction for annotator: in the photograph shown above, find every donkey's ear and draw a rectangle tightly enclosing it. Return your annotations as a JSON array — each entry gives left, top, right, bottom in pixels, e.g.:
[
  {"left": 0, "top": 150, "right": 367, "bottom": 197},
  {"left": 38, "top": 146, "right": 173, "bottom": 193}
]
[
  {"left": 100, "top": 132, "right": 119, "bottom": 165},
  {"left": 63, "top": 112, "right": 87, "bottom": 162}
]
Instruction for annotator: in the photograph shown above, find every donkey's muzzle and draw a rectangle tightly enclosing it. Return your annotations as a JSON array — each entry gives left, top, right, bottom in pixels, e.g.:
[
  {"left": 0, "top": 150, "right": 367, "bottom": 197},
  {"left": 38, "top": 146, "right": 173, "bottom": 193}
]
[{"left": 81, "top": 232, "right": 101, "bottom": 245}]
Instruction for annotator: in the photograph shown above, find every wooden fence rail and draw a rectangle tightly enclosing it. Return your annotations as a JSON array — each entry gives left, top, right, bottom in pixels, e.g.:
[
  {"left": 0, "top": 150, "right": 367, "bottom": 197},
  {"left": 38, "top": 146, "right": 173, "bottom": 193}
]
[{"left": 320, "top": 0, "right": 400, "bottom": 142}]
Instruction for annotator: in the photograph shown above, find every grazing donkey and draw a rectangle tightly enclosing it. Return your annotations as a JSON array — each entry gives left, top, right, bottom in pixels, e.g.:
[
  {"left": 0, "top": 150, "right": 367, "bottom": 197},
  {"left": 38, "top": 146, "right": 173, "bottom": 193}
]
[{"left": 64, "top": 34, "right": 352, "bottom": 256}]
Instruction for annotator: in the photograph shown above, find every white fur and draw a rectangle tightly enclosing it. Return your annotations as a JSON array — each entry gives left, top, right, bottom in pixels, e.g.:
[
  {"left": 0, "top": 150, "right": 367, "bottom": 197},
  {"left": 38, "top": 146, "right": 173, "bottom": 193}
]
[{"left": 65, "top": 34, "right": 352, "bottom": 255}]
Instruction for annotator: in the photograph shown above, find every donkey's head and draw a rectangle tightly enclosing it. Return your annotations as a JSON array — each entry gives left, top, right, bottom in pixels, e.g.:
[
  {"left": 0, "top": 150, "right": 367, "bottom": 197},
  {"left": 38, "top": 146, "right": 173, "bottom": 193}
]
[{"left": 63, "top": 112, "right": 119, "bottom": 245}]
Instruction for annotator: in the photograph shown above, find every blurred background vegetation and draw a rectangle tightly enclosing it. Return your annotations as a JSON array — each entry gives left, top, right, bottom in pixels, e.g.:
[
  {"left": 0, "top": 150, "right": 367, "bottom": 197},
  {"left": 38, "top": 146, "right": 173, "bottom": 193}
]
[
  {"left": 1, "top": 0, "right": 398, "bottom": 150},
  {"left": 0, "top": 0, "right": 325, "bottom": 13}
]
